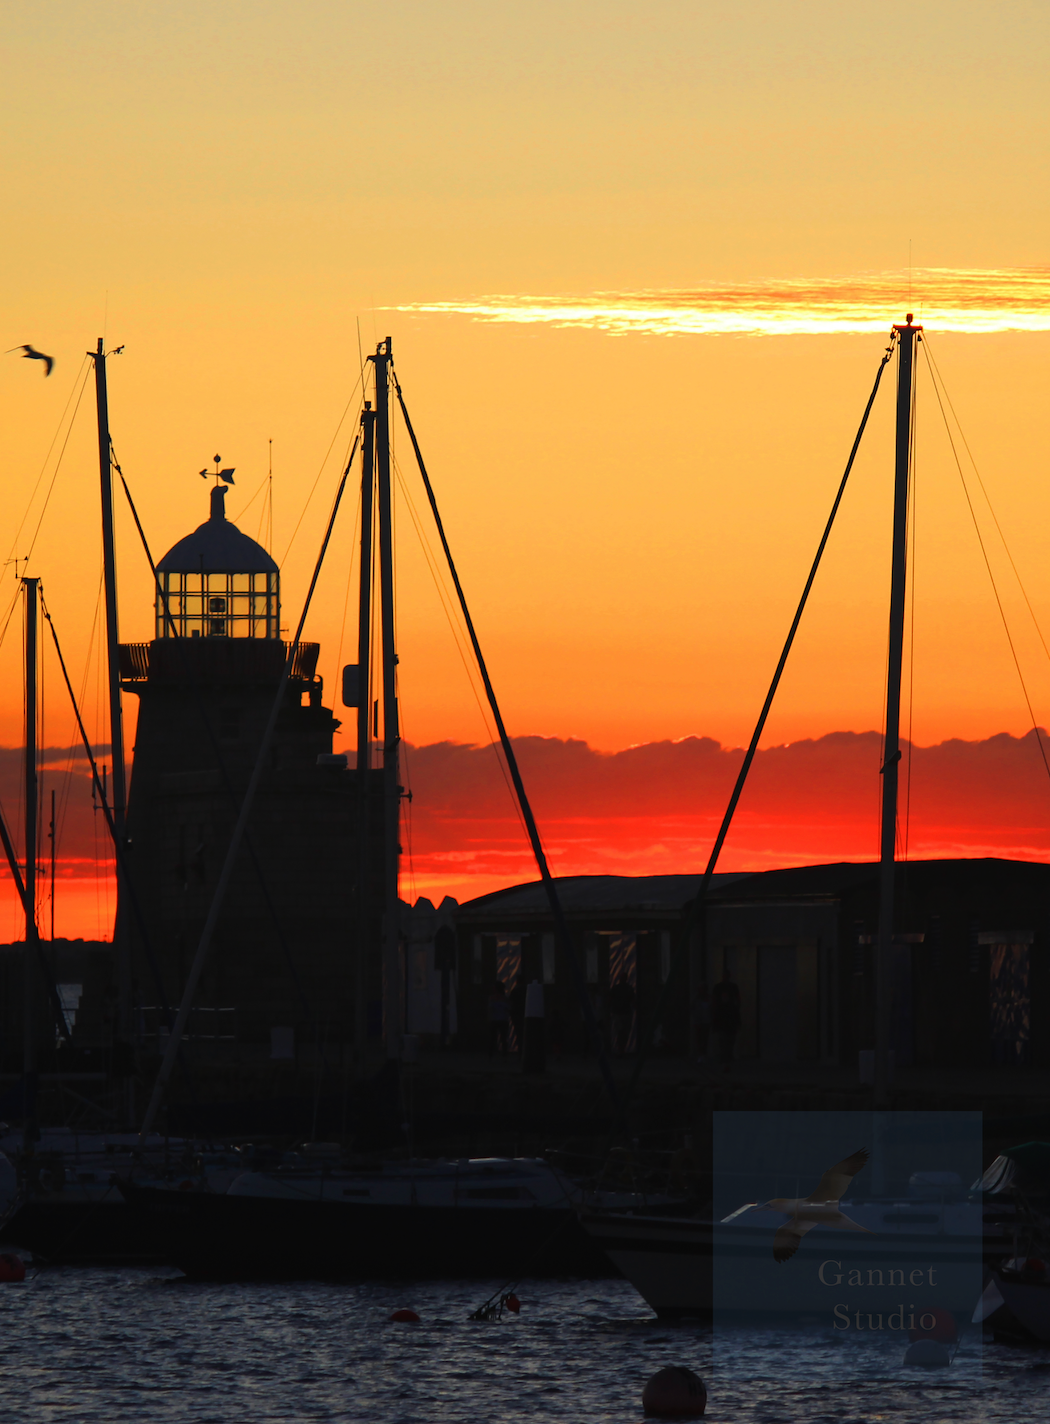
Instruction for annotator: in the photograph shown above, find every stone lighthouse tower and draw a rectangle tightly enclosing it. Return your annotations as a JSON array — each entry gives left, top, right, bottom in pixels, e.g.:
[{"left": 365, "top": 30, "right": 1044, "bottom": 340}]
[{"left": 119, "top": 482, "right": 379, "bottom": 1081}]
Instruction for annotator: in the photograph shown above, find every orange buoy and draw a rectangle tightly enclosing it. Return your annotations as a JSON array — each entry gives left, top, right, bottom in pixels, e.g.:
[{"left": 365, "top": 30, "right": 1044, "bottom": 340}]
[
  {"left": 642, "top": 1366, "right": 706, "bottom": 1418},
  {"left": 0, "top": 1253, "right": 26, "bottom": 1283},
  {"left": 389, "top": 1308, "right": 420, "bottom": 1322},
  {"left": 505, "top": 1293, "right": 521, "bottom": 1314},
  {"left": 908, "top": 1307, "right": 957, "bottom": 1343}
]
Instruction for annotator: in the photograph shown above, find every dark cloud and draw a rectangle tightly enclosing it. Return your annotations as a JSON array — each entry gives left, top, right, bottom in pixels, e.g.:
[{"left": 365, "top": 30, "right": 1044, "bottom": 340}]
[
  {"left": 402, "top": 729, "right": 1050, "bottom": 901},
  {"left": 3, "top": 730, "right": 1047, "bottom": 911}
]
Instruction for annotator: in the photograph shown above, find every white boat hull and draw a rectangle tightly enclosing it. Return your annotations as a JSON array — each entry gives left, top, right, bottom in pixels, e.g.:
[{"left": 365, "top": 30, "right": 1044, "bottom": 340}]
[{"left": 582, "top": 1212, "right": 985, "bottom": 1320}]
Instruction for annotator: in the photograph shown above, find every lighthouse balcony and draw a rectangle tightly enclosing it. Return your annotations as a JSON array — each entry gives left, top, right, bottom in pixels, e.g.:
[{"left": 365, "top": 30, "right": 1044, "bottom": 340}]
[{"left": 119, "top": 638, "right": 320, "bottom": 688}]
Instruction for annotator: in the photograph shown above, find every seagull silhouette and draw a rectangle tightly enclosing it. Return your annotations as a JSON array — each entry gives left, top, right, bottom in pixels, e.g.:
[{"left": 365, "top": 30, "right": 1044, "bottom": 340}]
[
  {"left": 6, "top": 344, "right": 55, "bottom": 376},
  {"left": 765, "top": 1148, "right": 872, "bottom": 1263}
]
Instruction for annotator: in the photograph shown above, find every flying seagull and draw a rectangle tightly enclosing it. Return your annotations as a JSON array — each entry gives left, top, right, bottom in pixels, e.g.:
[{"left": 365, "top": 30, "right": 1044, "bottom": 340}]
[
  {"left": 6, "top": 344, "right": 55, "bottom": 376},
  {"left": 765, "top": 1147, "right": 871, "bottom": 1263}
]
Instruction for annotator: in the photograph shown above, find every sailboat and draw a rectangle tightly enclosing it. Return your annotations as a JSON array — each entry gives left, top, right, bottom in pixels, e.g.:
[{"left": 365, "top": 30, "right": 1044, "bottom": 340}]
[{"left": 577, "top": 317, "right": 1010, "bottom": 1317}]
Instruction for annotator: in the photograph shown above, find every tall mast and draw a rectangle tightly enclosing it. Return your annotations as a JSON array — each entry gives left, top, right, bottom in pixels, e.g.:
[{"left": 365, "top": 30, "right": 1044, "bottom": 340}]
[
  {"left": 372, "top": 338, "right": 402, "bottom": 1059},
  {"left": 91, "top": 338, "right": 132, "bottom": 1117},
  {"left": 357, "top": 405, "right": 375, "bottom": 774},
  {"left": 49, "top": 788, "right": 55, "bottom": 941},
  {"left": 92, "top": 339, "right": 128, "bottom": 837},
  {"left": 874, "top": 316, "right": 920, "bottom": 1109},
  {"left": 23, "top": 577, "right": 40, "bottom": 1151},
  {"left": 355, "top": 401, "right": 376, "bottom": 1065}
]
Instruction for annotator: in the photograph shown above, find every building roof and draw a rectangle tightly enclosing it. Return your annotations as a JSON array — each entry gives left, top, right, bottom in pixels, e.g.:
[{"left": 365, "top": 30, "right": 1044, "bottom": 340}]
[
  {"left": 457, "top": 872, "right": 753, "bottom": 921},
  {"left": 706, "top": 857, "right": 1050, "bottom": 903},
  {"left": 457, "top": 858, "right": 1050, "bottom": 924},
  {"left": 157, "top": 485, "right": 279, "bottom": 575}
]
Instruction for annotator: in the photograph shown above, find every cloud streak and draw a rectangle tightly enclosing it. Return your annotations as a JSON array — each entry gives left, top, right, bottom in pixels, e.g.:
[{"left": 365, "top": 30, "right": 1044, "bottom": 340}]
[{"left": 396, "top": 268, "right": 1050, "bottom": 337}]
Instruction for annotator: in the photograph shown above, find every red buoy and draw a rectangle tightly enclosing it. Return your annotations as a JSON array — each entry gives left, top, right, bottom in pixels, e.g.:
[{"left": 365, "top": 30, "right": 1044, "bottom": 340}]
[
  {"left": 908, "top": 1307, "right": 957, "bottom": 1343},
  {"left": 0, "top": 1253, "right": 26, "bottom": 1283},
  {"left": 505, "top": 1293, "right": 521, "bottom": 1314},
  {"left": 642, "top": 1366, "right": 706, "bottom": 1418},
  {"left": 389, "top": 1308, "right": 420, "bottom": 1322}
]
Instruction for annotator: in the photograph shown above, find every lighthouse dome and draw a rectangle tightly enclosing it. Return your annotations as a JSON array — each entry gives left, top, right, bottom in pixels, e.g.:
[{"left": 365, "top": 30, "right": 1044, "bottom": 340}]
[
  {"left": 157, "top": 484, "right": 278, "bottom": 575},
  {"left": 155, "top": 485, "right": 280, "bottom": 639}
]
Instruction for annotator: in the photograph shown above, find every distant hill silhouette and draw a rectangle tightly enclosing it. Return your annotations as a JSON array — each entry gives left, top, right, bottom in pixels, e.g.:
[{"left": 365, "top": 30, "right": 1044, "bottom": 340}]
[{"left": 4, "top": 729, "right": 1048, "bottom": 922}]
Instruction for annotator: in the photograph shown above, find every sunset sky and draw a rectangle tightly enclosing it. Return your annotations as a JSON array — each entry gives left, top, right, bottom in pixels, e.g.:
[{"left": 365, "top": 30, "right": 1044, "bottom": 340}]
[{"left": 3, "top": 3, "right": 1050, "bottom": 937}]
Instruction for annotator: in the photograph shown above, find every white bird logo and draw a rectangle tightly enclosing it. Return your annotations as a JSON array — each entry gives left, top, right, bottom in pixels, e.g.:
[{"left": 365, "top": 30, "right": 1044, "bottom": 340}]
[{"left": 765, "top": 1147, "right": 872, "bottom": 1263}]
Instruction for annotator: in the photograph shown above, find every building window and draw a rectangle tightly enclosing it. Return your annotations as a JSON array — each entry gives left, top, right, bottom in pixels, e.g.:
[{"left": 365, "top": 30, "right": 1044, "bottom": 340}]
[
  {"left": 495, "top": 935, "right": 521, "bottom": 991},
  {"left": 981, "top": 931, "right": 1034, "bottom": 1067}
]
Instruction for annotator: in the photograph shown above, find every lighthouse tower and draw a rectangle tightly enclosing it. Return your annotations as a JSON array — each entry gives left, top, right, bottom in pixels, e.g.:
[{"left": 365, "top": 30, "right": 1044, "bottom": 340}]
[{"left": 119, "top": 483, "right": 379, "bottom": 1085}]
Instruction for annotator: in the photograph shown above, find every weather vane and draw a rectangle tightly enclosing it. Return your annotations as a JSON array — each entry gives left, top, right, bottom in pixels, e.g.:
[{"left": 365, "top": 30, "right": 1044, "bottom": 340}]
[{"left": 199, "top": 454, "right": 236, "bottom": 485}]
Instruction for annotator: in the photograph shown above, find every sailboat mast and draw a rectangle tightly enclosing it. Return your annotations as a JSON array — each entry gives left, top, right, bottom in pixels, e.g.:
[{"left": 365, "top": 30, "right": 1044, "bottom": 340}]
[
  {"left": 91, "top": 337, "right": 132, "bottom": 1114},
  {"left": 23, "top": 578, "right": 40, "bottom": 1150},
  {"left": 355, "top": 401, "right": 376, "bottom": 1064},
  {"left": 373, "top": 338, "right": 402, "bottom": 1059},
  {"left": 92, "top": 340, "right": 128, "bottom": 836},
  {"left": 357, "top": 405, "right": 376, "bottom": 773},
  {"left": 874, "top": 316, "right": 920, "bottom": 1109},
  {"left": 49, "top": 789, "right": 55, "bottom": 941}
]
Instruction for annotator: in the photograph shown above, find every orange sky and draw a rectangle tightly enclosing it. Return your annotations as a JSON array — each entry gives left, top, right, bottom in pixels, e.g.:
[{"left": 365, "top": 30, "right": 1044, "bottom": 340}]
[{"left": 2, "top": 4, "right": 1049, "bottom": 936}]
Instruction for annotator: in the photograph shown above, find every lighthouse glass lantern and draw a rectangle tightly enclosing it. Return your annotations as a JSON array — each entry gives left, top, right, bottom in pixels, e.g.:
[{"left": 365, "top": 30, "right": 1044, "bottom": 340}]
[{"left": 155, "top": 484, "right": 281, "bottom": 640}]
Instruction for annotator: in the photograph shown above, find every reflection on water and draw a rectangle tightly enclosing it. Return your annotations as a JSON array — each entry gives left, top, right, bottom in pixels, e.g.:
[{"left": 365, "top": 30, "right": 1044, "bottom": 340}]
[{"left": 0, "top": 1271, "right": 1046, "bottom": 1421}]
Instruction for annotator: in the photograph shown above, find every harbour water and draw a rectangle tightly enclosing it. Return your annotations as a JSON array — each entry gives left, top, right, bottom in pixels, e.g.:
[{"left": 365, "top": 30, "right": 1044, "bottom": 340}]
[{"left": 1, "top": 1272, "right": 1047, "bottom": 1421}]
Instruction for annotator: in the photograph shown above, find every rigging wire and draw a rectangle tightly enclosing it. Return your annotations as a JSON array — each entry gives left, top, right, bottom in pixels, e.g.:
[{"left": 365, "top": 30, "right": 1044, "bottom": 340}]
[
  {"left": 390, "top": 453, "right": 528, "bottom": 841},
  {"left": 329, "top": 490, "right": 362, "bottom": 730},
  {"left": 39, "top": 590, "right": 180, "bottom": 1026},
  {"left": 923, "top": 335, "right": 1050, "bottom": 671},
  {"left": 228, "top": 468, "right": 270, "bottom": 527},
  {"left": 0, "top": 359, "right": 93, "bottom": 653},
  {"left": 279, "top": 367, "right": 366, "bottom": 569},
  {"left": 922, "top": 344, "right": 1050, "bottom": 788},
  {"left": 627, "top": 335, "right": 897, "bottom": 1101},
  {"left": 391, "top": 363, "right": 626, "bottom": 1130},
  {"left": 53, "top": 571, "right": 105, "bottom": 923}
]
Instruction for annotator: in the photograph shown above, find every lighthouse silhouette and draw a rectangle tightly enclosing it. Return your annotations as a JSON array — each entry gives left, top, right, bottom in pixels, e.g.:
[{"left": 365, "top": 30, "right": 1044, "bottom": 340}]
[{"left": 118, "top": 483, "right": 384, "bottom": 1128}]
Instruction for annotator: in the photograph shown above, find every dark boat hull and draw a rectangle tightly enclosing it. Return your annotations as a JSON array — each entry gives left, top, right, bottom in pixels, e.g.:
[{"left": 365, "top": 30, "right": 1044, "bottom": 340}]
[
  {"left": 2, "top": 1198, "right": 170, "bottom": 1267},
  {"left": 114, "top": 1185, "right": 616, "bottom": 1280}
]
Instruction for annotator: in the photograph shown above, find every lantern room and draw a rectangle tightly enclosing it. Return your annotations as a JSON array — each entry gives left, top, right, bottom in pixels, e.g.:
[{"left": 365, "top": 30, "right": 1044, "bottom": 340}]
[{"left": 155, "top": 484, "right": 280, "bottom": 640}]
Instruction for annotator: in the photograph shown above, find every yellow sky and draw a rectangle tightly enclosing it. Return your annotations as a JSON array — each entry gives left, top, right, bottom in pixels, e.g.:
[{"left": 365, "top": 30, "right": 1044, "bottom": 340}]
[{"left": 3, "top": 1, "right": 1050, "bottom": 772}]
